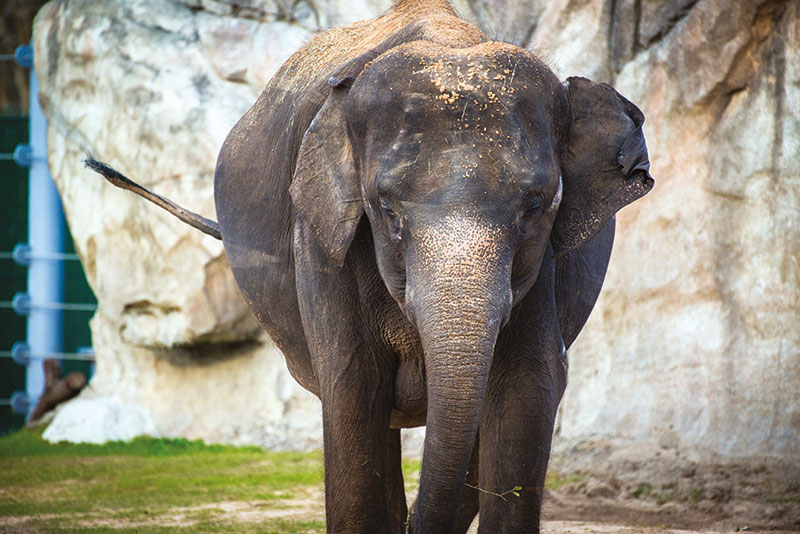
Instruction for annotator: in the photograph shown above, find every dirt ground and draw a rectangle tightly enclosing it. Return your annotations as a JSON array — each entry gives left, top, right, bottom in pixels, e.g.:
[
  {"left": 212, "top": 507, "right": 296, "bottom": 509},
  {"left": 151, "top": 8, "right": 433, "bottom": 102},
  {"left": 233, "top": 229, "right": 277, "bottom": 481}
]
[
  {"left": 206, "top": 486, "right": 800, "bottom": 534},
  {"left": 117, "top": 485, "right": 800, "bottom": 533},
  {"left": 1, "top": 488, "right": 797, "bottom": 533},
  {"left": 538, "top": 440, "right": 800, "bottom": 534},
  {"left": 539, "top": 490, "right": 800, "bottom": 533}
]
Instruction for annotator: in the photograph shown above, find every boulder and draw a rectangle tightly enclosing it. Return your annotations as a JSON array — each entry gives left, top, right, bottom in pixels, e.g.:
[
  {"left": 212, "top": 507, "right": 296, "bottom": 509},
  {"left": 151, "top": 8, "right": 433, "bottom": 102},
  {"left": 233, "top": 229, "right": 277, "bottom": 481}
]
[{"left": 43, "top": 397, "right": 155, "bottom": 444}]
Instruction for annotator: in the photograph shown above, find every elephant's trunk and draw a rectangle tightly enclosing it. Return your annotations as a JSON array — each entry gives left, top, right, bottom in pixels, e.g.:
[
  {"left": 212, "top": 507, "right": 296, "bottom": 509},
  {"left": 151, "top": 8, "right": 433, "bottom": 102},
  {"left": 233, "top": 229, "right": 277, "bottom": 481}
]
[{"left": 405, "top": 214, "right": 512, "bottom": 532}]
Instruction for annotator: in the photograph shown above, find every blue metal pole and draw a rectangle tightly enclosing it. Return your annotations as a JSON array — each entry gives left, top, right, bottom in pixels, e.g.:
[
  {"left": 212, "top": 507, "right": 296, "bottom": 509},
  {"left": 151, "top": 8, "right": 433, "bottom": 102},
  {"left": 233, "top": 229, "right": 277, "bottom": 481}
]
[{"left": 24, "top": 56, "right": 66, "bottom": 417}]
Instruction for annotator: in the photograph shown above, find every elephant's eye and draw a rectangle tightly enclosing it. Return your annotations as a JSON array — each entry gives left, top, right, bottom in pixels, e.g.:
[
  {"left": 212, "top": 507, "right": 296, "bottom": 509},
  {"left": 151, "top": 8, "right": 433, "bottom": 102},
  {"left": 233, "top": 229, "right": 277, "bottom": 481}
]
[
  {"left": 378, "top": 196, "right": 402, "bottom": 241},
  {"left": 517, "top": 194, "right": 544, "bottom": 242},
  {"left": 522, "top": 194, "right": 543, "bottom": 217}
]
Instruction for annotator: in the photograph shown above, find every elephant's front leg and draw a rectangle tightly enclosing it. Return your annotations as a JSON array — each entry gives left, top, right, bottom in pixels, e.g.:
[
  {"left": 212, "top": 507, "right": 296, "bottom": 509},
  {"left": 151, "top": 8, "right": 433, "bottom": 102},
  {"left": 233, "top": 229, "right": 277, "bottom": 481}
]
[
  {"left": 317, "top": 351, "right": 396, "bottom": 533},
  {"left": 294, "top": 224, "right": 397, "bottom": 533},
  {"left": 478, "top": 258, "right": 568, "bottom": 533}
]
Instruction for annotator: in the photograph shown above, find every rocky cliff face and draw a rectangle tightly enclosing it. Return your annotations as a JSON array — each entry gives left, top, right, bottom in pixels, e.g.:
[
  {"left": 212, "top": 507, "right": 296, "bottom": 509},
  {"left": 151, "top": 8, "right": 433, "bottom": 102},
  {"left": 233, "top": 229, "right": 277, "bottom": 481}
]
[
  {"left": 531, "top": 0, "right": 800, "bottom": 462},
  {"left": 33, "top": 0, "right": 798, "bottom": 464}
]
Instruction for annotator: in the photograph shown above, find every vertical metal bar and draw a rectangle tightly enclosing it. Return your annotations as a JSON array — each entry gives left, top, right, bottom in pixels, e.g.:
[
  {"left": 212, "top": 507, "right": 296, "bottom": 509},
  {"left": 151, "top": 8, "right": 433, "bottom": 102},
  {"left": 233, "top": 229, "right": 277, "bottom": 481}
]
[{"left": 25, "top": 66, "right": 66, "bottom": 418}]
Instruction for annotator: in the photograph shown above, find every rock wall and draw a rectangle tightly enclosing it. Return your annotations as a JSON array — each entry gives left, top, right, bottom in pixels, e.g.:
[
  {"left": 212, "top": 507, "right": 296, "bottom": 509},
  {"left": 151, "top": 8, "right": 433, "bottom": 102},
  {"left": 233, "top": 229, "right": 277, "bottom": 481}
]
[
  {"left": 534, "top": 0, "right": 800, "bottom": 463},
  {"left": 33, "top": 0, "right": 798, "bottom": 465}
]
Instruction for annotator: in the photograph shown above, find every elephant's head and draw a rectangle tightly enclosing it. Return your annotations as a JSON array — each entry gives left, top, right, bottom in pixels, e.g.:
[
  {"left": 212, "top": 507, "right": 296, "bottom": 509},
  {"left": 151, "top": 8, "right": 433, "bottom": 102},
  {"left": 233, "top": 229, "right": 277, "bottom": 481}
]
[{"left": 290, "top": 38, "right": 652, "bottom": 529}]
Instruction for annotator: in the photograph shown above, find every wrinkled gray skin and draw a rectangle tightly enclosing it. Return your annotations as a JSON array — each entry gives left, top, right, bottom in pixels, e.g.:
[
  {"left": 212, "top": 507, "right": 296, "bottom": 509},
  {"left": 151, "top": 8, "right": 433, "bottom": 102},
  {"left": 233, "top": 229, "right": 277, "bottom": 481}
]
[
  {"left": 96, "top": 1, "right": 653, "bottom": 533},
  {"left": 217, "top": 5, "right": 653, "bottom": 534}
]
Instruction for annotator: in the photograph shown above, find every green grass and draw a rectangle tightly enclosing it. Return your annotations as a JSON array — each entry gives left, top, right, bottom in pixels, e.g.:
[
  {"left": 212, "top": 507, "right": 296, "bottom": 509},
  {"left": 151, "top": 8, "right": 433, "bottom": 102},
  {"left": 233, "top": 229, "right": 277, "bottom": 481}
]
[
  {"left": 0, "top": 428, "right": 267, "bottom": 457},
  {"left": 0, "top": 428, "right": 327, "bottom": 532},
  {"left": 764, "top": 495, "right": 798, "bottom": 504},
  {"left": 544, "top": 471, "right": 583, "bottom": 491},
  {"left": 0, "top": 429, "right": 430, "bottom": 533},
  {"left": 632, "top": 481, "right": 653, "bottom": 499},
  {"left": 402, "top": 458, "right": 421, "bottom": 490}
]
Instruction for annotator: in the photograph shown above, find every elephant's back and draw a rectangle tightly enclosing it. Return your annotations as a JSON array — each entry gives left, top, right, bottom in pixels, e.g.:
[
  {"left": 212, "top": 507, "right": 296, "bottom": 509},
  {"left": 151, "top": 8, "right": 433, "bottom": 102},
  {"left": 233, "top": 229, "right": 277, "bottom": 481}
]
[
  {"left": 214, "top": 18, "right": 383, "bottom": 267},
  {"left": 211, "top": 22, "right": 379, "bottom": 390}
]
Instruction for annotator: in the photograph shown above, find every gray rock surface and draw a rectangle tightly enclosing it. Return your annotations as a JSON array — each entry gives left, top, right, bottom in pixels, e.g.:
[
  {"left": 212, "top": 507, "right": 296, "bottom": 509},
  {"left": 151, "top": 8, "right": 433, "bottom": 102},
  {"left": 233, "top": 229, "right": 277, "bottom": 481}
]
[
  {"left": 540, "top": 0, "right": 800, "bottom": 464},
  {"left": 32, "top": 0, "right": 798, "bottom": 469}
]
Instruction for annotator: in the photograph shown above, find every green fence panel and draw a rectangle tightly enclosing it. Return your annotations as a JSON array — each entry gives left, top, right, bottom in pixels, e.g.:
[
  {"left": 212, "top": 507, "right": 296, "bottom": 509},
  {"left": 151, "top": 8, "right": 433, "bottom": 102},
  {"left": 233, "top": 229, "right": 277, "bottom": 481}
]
[
  {"left": 0, "top": 116, "right": 28, "bottom": 435},
  {"left": 0, "top": 115, "right": 96, "bottom": 435}
]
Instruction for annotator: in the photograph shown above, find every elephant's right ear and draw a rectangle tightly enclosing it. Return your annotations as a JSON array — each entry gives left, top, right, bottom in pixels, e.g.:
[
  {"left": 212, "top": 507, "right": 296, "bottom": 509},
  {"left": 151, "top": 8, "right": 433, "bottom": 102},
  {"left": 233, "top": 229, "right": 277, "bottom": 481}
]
[{"left": 290, "top": 77, "right": 362, "bottom": 267}]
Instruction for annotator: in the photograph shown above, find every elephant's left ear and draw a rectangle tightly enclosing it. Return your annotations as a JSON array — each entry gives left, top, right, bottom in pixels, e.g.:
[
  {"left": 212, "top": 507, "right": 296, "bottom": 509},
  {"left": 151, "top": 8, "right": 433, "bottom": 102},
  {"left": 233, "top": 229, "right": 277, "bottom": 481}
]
[
  {"left": 290, "top": 77, "right": 362, "bottom": 267},
  {"left": 552, "top": 76, "right": 654, "bottom": 257}
]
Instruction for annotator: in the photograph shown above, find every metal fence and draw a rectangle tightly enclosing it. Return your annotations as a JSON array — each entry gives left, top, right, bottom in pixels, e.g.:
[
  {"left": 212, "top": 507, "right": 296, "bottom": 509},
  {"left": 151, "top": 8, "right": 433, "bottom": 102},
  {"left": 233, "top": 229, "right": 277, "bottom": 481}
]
[{"left": 0, "top": 44, "right": 96, "bottom": 427}]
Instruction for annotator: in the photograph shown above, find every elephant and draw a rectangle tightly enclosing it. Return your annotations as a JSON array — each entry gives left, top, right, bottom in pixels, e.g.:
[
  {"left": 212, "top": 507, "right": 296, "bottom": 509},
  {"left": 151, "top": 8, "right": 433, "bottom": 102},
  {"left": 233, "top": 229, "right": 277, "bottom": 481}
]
[{"left": 87, "top": 0, "right": 654, "bottom": 532}]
